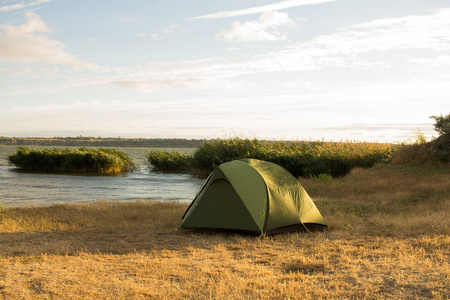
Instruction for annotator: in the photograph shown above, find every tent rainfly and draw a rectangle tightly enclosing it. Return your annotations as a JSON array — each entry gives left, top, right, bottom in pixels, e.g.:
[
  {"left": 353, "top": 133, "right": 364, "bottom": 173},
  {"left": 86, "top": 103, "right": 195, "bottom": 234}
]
[{"left": 180, "top": 159, "right": 327, "bottom": 235}]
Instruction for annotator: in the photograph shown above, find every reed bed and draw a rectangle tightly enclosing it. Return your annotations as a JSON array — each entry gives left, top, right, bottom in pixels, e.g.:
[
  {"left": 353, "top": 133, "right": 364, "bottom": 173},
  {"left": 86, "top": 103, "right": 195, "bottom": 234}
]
[
  {"left": 8, "top": 147, "right": 135, "bottom": 173},
  {"left": 149, "top": 138, "right": 395, "bottom": 178},
  {"left": 147, "top": 150, "right": 193, "bottom": 172}
]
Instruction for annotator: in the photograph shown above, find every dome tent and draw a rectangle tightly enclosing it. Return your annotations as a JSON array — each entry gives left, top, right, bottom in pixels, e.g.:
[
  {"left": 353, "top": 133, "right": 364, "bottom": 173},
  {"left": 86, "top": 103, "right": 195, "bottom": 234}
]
[{"left": 180, "top": 159, "right": 326, "bottom": 235}]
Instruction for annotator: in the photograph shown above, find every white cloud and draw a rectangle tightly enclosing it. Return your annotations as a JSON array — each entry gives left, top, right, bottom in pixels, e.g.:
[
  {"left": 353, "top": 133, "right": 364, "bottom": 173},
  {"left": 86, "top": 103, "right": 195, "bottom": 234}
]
[
  {"left": 191, "top": 0, "right": 335, "bottom": 20},
  {"left": 408, "top": 55, "right": 450, "bottom": 66},
  {"left": 95, "top": 6, "right": 450, "bottom": 103},
  {"left": 0, "top": 12, "right": 97, "bottom": 70},
  {"left": 5, "top": 7, "right": 449, "bottom": 97},
  {"left": 112, "top": 78, "right": 203, "bottom": 91},
  {"left": 320, "top": 7, "right": 450, "bottom": 53},
  {"left": 217, "top": 11, "right": 296, "bottom": 42},
  {"left": 218, "top": 7, "right": 450, "bottom": 72},
  {"left": 196, "top": 8, "right": 450, "bottom": 77},
  {"left": 0, "top": 0, "right": 56, "bottom": 12},
  {"left": 151, "top": 25, "right": 179, "bottom": 41}
]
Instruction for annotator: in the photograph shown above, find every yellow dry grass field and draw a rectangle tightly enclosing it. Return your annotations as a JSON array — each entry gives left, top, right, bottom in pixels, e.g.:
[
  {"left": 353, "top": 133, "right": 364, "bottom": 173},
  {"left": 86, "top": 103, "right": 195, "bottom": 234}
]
[{"left": 0, "top": 163, "right": 449, "bottom": 299}]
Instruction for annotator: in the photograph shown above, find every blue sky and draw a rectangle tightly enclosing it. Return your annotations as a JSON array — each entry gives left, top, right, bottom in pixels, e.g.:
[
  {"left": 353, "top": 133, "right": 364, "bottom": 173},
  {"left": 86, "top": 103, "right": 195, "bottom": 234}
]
[{"left": 1, "top": 0, "right": 449, "bottom": 142}]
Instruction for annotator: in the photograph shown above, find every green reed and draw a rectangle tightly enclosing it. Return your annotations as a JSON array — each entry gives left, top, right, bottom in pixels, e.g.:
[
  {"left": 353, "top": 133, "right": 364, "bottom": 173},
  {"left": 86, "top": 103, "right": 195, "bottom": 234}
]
[
  {"left": 148, "top": 138, "right": 396, "bottom": 178},
  {"left": 8, "top": 147, "right": 135, "bottom": 173},
  {"left": 147, "top": 151, "right": 193, "bottom": 172}
]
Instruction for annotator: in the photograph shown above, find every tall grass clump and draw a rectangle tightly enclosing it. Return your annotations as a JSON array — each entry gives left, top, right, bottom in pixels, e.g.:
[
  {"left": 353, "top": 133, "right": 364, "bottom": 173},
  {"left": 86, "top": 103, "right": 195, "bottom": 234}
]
[
  {"left": 254, "top": 139, "right": 394, "bottom": 178},
  {"left": 148, "top": 151, "right": 193, "bottom": 172},
  {"left": 8, "top": 147, "right": 135, "bottom": 173},
  {"left": 192, "top": 138, "right": 263, "bottom": 170},
  {"left": 391, "top": 113, "right": 450, "bottom": 165}
]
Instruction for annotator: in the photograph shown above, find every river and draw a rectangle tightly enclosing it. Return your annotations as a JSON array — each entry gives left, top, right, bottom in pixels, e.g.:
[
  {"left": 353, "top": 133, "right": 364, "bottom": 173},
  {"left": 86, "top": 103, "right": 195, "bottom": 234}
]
[{"left": 0, "top": 165, "right": 204, "bottom": 208}]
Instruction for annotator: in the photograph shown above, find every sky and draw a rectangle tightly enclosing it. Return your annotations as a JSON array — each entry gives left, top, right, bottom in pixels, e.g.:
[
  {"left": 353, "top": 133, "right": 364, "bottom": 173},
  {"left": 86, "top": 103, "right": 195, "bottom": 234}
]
[{"left": 0, "top": 0, "right": 449, "bottom": 142}]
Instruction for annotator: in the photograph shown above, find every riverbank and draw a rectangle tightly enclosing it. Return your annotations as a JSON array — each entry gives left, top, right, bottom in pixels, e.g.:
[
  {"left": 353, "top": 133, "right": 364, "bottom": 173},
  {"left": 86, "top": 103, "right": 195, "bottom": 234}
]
[{"left": 1, "top": 162, "right": 448, "bottom": 299}]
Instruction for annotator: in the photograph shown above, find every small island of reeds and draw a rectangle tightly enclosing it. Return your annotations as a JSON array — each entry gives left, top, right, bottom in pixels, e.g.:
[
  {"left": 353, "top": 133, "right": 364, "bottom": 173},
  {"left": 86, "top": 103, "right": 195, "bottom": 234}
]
[{"left": 8, "top": 147, "right": 135, "bottom": 173}]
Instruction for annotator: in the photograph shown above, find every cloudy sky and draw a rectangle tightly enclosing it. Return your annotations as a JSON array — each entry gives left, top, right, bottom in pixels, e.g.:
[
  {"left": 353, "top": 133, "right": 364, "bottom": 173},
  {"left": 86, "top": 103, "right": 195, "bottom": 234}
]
[{"left": 1, "top": 0, "right": 449, "bottom": 142}]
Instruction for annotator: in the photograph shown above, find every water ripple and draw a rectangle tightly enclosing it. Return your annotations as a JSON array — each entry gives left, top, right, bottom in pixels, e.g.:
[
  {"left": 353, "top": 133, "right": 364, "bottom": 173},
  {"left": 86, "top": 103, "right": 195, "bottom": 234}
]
[{"left": 0, "top": 166, "right": 204, "bottom": 207}]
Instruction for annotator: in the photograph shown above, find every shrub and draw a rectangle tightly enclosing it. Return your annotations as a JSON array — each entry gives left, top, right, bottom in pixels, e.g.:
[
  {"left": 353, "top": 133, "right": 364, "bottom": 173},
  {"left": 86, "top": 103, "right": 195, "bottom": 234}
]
[{"left": 430, "top": 113, "right": 450, "bottom": 162}]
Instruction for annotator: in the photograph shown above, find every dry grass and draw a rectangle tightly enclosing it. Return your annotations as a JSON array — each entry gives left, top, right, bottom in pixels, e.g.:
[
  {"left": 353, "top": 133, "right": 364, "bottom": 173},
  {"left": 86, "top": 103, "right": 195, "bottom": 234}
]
[{"left": 0, "top": 163, "right": 449, "bottom": 299}]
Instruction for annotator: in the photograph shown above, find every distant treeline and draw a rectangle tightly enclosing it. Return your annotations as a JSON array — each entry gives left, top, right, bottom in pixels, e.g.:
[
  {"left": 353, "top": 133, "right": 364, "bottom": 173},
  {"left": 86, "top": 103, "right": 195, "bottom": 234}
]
[{"left": 0, "top": 137, "right": 208, "bottom": 148}]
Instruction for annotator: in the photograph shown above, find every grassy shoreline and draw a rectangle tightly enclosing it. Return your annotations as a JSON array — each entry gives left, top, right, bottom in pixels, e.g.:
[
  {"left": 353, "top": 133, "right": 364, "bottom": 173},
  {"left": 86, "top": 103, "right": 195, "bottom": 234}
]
[{"left": 1, "top": 161, "right": 449, "bottom": 299}]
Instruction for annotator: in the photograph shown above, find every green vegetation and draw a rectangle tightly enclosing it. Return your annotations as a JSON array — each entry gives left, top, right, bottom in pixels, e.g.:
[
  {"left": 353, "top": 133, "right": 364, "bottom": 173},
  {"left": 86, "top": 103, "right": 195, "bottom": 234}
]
[
  {"left": 389, "top": 112, "right": 450, "bottom": 166},
  {"left": 148, "top": 138, "right": 395, "bottom": 178},
  {"left": 430, "top": 113, "right": 450, "bottom": 162},
  {"left": 8, "top": 147, "right": 135, "bottom": 173},
  {"left": 147, "top": 113, "right": 449, "bottom": 177},
  {"left": 0, "top": 145, "right": 196, "bottom": 166},
  {"left": 147, "top": 151, "right": 193, "bottom": 172}
]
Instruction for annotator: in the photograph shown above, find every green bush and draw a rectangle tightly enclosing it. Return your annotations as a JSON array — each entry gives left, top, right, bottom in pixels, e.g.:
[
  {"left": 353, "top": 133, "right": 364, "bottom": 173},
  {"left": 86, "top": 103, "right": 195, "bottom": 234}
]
[
  {"left": 8, "top": 147, "right": 135, "bottom": 173},
  {"left": 431, "top": 113, "right": 450, "bottom": 162}
]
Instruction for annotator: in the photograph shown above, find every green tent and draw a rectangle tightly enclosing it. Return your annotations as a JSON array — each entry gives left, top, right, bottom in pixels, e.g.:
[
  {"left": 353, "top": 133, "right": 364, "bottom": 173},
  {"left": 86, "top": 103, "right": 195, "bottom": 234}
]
[{"left": 180, "top": 159, "right": 326, "bottom": 235}]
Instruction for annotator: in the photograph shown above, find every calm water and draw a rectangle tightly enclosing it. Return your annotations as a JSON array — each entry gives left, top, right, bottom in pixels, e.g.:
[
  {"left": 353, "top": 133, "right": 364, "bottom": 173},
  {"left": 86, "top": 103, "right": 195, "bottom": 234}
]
[{"left": 0, "top": 165, "right": 204, "bottom": 208}]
